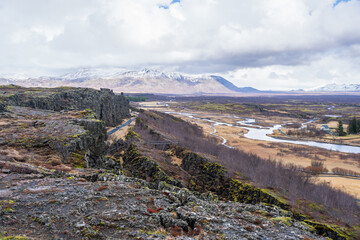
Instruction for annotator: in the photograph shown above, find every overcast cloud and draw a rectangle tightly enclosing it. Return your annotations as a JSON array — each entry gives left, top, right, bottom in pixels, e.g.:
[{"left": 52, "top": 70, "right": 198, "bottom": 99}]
[{"left": 0, "top": 0, "right": 360, "bottom": 90}]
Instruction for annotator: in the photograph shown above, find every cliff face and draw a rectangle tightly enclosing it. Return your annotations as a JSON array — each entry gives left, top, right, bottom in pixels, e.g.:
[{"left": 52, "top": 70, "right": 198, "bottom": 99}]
[
  {"left": 0, "top": 102, "right": 5, "bottom": 112},
  {"left": 3, "top": 86, "right": 130, "bottom": 126},
  {"left": 74, "top": 119, "right": 118, "bottom": 169},
  {"left": 0, "top": 105, "right": 116, "bottom": 169}
]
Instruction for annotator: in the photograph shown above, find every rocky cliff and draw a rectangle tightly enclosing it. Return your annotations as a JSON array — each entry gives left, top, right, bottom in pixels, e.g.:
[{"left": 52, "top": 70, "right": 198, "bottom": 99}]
[
  {"left": 2, "top": 85, "right": 130, "bottom": 126},
  {"left": 0, "top": 106, "right": 117, "bottom": 170},
  {"left": 0, "top": 172, "right": 327, "bottom": 240}
]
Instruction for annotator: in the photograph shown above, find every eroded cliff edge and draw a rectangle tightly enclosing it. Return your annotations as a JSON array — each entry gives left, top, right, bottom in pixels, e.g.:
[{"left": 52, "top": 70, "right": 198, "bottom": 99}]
[{"left": 1, "top": 85, "right": 130, "bottom": 126}]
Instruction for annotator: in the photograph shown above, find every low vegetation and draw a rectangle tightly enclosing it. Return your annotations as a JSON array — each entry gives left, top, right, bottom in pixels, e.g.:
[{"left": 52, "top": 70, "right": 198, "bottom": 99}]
[
  {"left": 332, "top": 167, "right": 360, "bottom": 177},
  {"left": 135, "top": 110, "right": 360, "bottom": 226},
  {"left": 304, "top": 160, "right": 329, "bottom": 175},
  {"left": 176, "top": 95, "right": 360, "bottom": 120}
]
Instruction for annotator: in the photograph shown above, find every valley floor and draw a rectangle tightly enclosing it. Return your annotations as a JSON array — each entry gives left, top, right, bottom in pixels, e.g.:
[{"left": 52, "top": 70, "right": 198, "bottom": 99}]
[{"left": 145, "top": 104, "right": 360, "bottom": 199}]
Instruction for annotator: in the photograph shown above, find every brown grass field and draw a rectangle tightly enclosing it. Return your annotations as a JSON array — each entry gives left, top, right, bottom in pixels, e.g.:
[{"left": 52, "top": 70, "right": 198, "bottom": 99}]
[
  {"left": 146, "top": 104, "right": 360, "bottom": 198},
  {"left": 107, "top": 117, "right": 136, "bottom": 143}
]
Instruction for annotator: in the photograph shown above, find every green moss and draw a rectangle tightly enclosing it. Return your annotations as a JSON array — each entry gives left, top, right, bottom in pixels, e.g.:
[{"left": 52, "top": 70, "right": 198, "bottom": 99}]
[
  {"left": 0, "top": 237, "right": 28, "bottom": 240},
  {"left": 106, "top": 155, "right": 121, "bottom": 163},
  {"left": 301, "top": 222, "right": 316, "bottom": 233},
  {"left": 292, "top": 211, "right": 311, "bottom": 221},
  {"left": 125, "top": 127, "right": 139, "bottom": 141},
  {"left": 202, "top": 162, "right": 225, "bottom": 176},
  {"left": 220, "top": 179, "right": 290, "bottom": 210},
  {"left": 259, "top": 189, "right": 289, "bottom": 208},
  {"left": 81, "top": 227, "right": 101, "bottom": 238},
  {"left": 189, "top": 179, "right": 196, "bottom": 188},
  {"left": 304, "top": 220, "right": 351, "bottom": 240},
  {"left": 71, "top": 152, "right": 86, "bottom": 168},
  {"left": 140, "top": 229, "right": 167, "bottom": 236},
  {"left": 175, "top": 147, "right": 290, "bottom": 210},
  {"left": 271, "top": 217, "right": 292, "bottom": 226},
  {"left": 307, "top": 202, "right": 324, "bottom": 213},
  {"left": 122, "top": 144, "right": 181, "bottom": 187},
  {"left": 0, "top": 200, "right": 15, "bottom": 214}
]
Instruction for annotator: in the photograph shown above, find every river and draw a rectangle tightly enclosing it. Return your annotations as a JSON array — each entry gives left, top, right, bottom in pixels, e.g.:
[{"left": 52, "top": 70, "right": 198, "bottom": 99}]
[{"left": 166, "top": 112, "right": 360, "bottom": 154}]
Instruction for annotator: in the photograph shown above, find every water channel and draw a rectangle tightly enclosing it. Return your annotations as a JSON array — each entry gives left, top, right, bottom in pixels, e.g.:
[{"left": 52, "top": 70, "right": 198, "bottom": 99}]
[{"left": 166, "top": 112, "right": 360, "bottom": 154}]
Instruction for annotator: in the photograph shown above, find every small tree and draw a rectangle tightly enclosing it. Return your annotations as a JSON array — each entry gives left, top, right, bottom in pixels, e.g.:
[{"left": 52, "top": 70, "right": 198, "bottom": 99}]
[
  {"left": 347, "top": 117, "right": 357, "bottom": 134},
  {"left": 337, "top": 120, "right": 346, "bottom": 136}
]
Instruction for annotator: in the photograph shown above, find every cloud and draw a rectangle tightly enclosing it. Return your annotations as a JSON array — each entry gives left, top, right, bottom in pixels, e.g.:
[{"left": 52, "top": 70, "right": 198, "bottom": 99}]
[
  {"left": 223, "top": 47, "right": 360, "bottom": 90},
  {"left": 0, "top": 0, "right": 360, "bottom": 89}
]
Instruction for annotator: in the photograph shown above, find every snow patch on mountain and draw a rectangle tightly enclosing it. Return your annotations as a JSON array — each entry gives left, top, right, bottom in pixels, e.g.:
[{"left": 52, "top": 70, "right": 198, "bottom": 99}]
[
  {"left": 57, "top": 68, "right": 213, "bottom": 83},
  {"left": 59, "top": 67, "right": 128, "bottom": 80},
  {"left": 0, "top": 67, "right": 259, "bottom": 94},
  {"left": 311, "top": 83, "right": 360, "bottom": 92}
]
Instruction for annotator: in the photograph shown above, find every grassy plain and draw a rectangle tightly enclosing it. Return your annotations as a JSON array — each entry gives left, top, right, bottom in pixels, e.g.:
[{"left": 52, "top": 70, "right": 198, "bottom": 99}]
[{"left": 140, "top": 97, "right": 360, "bottom": 198}]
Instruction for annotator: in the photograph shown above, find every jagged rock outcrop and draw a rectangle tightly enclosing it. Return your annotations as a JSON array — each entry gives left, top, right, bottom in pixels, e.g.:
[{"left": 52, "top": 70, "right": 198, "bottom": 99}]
[
  {"left": 0, "top": 172, "right": 328, "bottom": 240},
  {"left": 3, "top": 86, "right": 130, "bottom": 126},
  {"left": 0, "top": 105, "right": 116, "bottom": 170},
  {"left": 73, "top": 119, "right": 112, "bottom": 168},
  {"left": 122, "top": 143, "right": 182, "bottom": 187},
  {"left": 0, "top": 102, "right": 5, "bottom": 112},
  {"left": 174, "top": 147, "right": 290, "bottom": 210}
]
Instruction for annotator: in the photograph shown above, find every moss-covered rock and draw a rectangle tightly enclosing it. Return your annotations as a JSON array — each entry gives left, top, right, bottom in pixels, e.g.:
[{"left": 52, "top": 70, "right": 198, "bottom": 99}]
[
  {"left": 2, "top": 86, "right": 130, "bottom": 126},
  {"left": 304, "top": 220, "right": 351, "bottom": 240},
  {"left": 125, "top": 127, "right": 139, "bottom": 141},
  {"left": 174, "top": 147, "right": 290, "bottom": 210},
  {"left": 0, "top": 101, "right": 6, "bottom": 112},
  {"left": 178, "top": 149, "right": 226, "bottom": 193},
  {"left": 0, "top": 236, "right": 28, "bottom": 240},
  {"left": 122, "top": 144, "right": 181, "bottom": 187}
]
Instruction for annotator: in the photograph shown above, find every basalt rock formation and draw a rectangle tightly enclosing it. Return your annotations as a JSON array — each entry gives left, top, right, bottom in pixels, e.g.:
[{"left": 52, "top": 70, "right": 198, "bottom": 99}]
[
  {"left": 2, "top": 85, "right": 130, "bottom": 126},
  {"left": 0, "top": 106, "right": 117, "bottom": 170},
  {"left": 0, "top": 85, "right": 129, "bottom": 170}
]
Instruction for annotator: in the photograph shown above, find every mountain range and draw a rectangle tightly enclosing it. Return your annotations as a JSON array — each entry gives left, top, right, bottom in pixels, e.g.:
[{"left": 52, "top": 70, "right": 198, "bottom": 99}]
[
  {"left": 310, "top": 83, "right": 360, "bottom": 92},
  {"left": 0, "top": 68, "right": 259, "bottom": 95}
]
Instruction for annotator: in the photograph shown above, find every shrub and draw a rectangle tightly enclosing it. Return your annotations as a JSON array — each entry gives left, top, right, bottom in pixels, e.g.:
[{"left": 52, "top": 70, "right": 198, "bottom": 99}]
[
  {"left": 332, "top": 167, "right": 360, "bottom": 177},
  {"left": 135, "top": 110, "right": 360, "bottom": 224}
]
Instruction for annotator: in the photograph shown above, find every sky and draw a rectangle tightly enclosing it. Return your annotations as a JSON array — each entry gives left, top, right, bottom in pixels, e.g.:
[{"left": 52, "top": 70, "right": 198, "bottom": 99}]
[{"left": 0, "top": 0, "right": 360, "bottom": 90}]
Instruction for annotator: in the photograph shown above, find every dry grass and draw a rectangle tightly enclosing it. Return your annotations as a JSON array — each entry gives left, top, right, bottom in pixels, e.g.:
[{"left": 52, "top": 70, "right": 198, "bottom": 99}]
[
  {"left": 214, "top": 125, "right": 360, "bottom": 197},
  {"left": 316, "top": 175, "right": 360, "bottom": 199},
  {"left": 107, "top": 117, "right": 136, "bottom": 143},
  {"left": 155, "top": 108, "right": 360, "bottom": 198},
  {"left": 137, "top": 110, "right": 360, "bottom": 224}
]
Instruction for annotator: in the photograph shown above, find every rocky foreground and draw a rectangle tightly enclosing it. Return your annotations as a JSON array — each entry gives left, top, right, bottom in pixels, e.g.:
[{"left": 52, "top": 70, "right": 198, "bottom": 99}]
[
  {"left": 0, "top": 172, "right": 325, "bottom": 240},
  {"left": 0, "top": 85, "right": 357, "bottom": 239}
]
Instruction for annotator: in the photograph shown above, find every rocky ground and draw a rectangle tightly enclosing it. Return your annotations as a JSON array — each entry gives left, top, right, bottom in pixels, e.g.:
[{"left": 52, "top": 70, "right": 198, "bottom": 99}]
[
  {"left": 0, "top": 86, "right": 356, "bottom": 239},
  {"left": 0, "top": 105, "right": 109, "bottom": 172},
  {"left": 0, "top": 172, "right": 325, "bottom": 240}
]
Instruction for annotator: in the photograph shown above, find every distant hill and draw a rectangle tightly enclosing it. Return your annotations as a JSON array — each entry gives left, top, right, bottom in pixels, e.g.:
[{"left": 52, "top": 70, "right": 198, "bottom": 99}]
[
  {"left": 311, "top": 83, "right": 360, "bottom": 92},
  {"left": 210, "top": 75, "right": 260, "bottom": 93},
  {"left": 0, "top": 68, "right": 260, "bottom": 95}
]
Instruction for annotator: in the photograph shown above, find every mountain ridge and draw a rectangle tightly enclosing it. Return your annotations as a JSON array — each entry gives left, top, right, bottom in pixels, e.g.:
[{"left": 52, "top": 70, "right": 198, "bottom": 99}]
[
  {"left": 0, "top": 68, "right": 259, "bottom": 94},
  {"left": 310, "top": 83, "right": 360, "bottom": 92}
]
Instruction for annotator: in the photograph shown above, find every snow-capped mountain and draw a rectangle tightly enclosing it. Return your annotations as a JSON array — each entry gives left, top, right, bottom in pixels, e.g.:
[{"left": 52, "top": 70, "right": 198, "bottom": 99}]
[
  {"left": 0, "top": 68, "right": 259, "bottom": 94},
  {"left": 59, "top": 67, "right": 128, "bottom": 80},
  {"left": 311, "top": 83, "right": 360, "bottom": 92},
  {"left": 59, "top": 68, "right": 211, "bottom": 82}
]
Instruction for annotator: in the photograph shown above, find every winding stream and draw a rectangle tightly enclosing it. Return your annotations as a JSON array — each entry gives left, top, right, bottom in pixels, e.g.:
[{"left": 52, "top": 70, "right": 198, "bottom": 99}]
[{"left": 166, "top": 111, "right": 360, "bottom": 154}]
